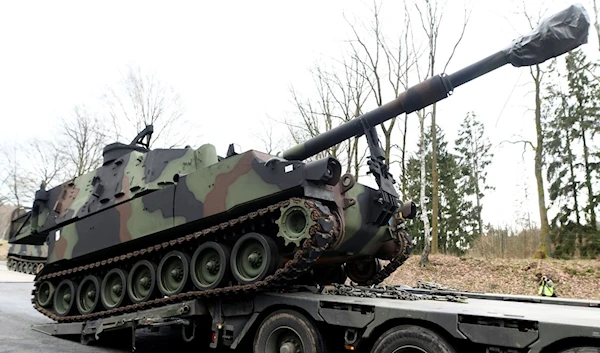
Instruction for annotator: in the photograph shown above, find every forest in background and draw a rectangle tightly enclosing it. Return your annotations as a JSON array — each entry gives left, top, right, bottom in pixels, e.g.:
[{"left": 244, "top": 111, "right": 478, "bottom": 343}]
[{"left": 0, "top": 0, "right": 599, "bottom": 265}]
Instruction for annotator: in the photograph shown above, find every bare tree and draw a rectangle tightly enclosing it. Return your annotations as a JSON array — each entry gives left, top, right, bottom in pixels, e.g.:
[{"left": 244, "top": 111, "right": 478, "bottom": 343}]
[
  {"left": 27, "top": 138, "right": 68, "bottom": 189},
  {"left": 0, "top": 145, "right": 33, "bottom": 206},
  {"left": 286, "top": 59, "right": 370, "bottom": 178},
  {"left": 413, "top": 0, "right": 470, "bottom": 265},
  {"left": 253, "top": 116, "right": 287, "bottom": 155},
  {"left": 345, "top": 0, "right": 414, "bottom": 165},
  {"left": 514, "top": 1, "right": 552, "bottom": 257},
  {"left": 103, "top": 64, "right": 187, "bottom": 148},
  {"left": 60, "top": 105, "right": 107, "bottom": 177}
]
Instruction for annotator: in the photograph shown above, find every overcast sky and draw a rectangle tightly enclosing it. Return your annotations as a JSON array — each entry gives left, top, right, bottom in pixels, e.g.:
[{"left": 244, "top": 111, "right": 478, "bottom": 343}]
[{"left": 0, "top": 0, "right": 597, "bottom": 228}]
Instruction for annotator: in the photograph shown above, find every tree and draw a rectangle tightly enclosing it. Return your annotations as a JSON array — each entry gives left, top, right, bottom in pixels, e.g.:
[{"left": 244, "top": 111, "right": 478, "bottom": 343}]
[
  {"left": 455, "top": 112, "right": 494, "bottom": 238},
  {"left": 103, "top": 64, "right": 187, "bottom": 148},
  {"left": 405, "top": 123, "right": 477, "bottom": 255},
  {"left": 60, "top": 105, "right": 107, "bottom": 177},
  {"left": 412, "top": 0, "right": 469, "bottom": 264},
  {"left": 509, "top": 1, "right": 552, "bottom": 257},
  {"left": 286, "top": 62, "right": 368, "bottom": 176}
]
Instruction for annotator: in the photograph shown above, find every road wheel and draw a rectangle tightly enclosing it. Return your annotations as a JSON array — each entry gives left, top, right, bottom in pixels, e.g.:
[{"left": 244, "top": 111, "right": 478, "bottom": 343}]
[
  {"left": 231, "top": 233, "right": 279, "bottom": 285},
  {"left": 558, "top": 348, "right": 600, "bottom": 353},
  {"left": 54, "top": 279, "right": 78, "bottom": 317},
  {"left": 253, "top": 309, "right": 325, "bottom": 353},
  {"left": 370, "top": 325, "right": 455, "bottom": 353},
  {"left": 191, "top": 242, "right": 230, "bottom": 290},
  {"left": 158, "top": 250, "right": 190, "bottom": 296},
  {"left": 101, "top": 268, "right": 128, "bottom": 309},
  {"left": 76, "top": 275, "right": 101, "bottom": 314},
  {"left": 128, "top": 260, "right": 158, "bottom": 303}
]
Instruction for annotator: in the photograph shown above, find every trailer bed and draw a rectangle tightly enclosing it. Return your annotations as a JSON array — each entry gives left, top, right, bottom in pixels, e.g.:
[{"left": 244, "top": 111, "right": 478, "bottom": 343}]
[{"left": 30, "top": 285, "right": 600, "bottom": 353}]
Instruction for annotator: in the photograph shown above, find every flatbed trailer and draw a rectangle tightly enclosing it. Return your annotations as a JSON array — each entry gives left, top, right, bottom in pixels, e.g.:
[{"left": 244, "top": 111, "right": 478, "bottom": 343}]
[{"left": 32, "top": 284, "right": 600, "bottom": 353}]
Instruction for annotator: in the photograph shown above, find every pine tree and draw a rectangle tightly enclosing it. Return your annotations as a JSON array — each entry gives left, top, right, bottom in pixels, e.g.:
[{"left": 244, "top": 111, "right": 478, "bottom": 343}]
[
  {"left": 455, "top": 112, "right": 494, "bottom": 238},
  {"left": 405, "top": 123, "right": 477, "bottom": 255},
  {"left": 543, "top": 49, "right": 600, "bottom": 258}
]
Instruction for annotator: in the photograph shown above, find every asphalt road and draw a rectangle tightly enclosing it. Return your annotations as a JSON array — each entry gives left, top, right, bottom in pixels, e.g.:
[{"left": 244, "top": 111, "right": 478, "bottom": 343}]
[{"left": 0, "top": 261, "right": 229, "bottom": 353}]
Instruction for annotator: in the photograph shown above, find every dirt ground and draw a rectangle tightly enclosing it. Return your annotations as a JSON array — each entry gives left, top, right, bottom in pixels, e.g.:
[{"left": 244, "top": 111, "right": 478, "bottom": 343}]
[{"left": 383, "top": 254, "right": 600, "bottom": 300}]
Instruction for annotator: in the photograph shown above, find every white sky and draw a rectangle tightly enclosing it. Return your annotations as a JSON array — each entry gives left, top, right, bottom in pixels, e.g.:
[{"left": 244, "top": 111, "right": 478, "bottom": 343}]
[{"left": 0, "top": 0, "right": 597, "bottom": 228}]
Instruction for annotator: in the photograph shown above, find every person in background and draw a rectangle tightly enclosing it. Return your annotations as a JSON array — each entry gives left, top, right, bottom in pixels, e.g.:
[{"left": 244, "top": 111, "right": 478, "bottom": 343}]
[{"left": 538, "top": 275, "right": 557, "bottom": 297}]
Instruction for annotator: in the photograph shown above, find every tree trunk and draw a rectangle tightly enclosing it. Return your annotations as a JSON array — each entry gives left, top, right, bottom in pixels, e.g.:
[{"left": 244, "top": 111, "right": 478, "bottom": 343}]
[
  {"left": 594, "top": 0, "right": 600, "bottom": 50},
  {"left": 431, "top": 103, "right": 439, "bottom": 254},
  {"left": 532, "top": 64, "right": 551, "bottom": 256},
  {"left": 580, "top": 125, "right": 597, "bottom": 230},
  {"left": 419, "top": 112, "right": 432, "bottom": 267},
  {"left": 401, "top": 115, "right": 408, "bottom": 200}
]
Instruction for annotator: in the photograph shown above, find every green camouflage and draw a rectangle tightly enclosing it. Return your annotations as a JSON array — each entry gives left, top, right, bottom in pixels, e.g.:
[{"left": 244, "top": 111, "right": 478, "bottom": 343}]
[{"left": 6, "top": 243, "right": 47, "bottom": 274}]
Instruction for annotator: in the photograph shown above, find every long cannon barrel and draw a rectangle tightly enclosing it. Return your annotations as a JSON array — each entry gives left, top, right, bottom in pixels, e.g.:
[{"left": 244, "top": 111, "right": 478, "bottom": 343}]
[{"left": 282, "top": 3, "right": 590, "bottom": 161}]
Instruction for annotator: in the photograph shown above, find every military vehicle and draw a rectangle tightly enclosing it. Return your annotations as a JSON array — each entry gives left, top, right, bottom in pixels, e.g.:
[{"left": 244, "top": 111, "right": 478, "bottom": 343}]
[
  {"left": 7, "top": 1, "right": 590, "bottom": 339},
  {"left": 6, "top": 243, "right": 47, "bottom": 274},
  {"left": 5, "top": 207, "right": 48, "bottom": 274}
]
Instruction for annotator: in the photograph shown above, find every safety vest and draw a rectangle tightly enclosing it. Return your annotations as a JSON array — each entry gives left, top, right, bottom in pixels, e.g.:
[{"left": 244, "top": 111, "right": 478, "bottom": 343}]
[{"left": 538, "top": 281, "right": 554, "bottom": 296}]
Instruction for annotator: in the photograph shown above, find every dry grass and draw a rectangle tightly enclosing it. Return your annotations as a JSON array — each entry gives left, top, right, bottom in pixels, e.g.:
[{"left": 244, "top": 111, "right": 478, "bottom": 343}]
[
  {"left": 0, "top": 240, "right": 8, "bottom": 261},
  {"left": 383, "top": 254, "right": 600, "bottom": 300}
]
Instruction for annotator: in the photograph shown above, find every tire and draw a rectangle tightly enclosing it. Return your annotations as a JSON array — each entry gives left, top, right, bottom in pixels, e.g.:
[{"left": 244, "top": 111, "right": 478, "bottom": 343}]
[
  {"left": 253, "top": 309, "right": 326, "bottom": 353},
  {"left": 559, "top": 348, "right": 600, "bottom": 353},
  {"left": 371, "top": 325, "right": 456, "bottom": 353}
]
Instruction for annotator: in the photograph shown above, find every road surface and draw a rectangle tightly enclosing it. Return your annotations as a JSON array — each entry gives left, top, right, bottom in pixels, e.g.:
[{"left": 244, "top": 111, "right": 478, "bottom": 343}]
[{"left": 0, "top": 261, "right": 230, "bottom": 353}]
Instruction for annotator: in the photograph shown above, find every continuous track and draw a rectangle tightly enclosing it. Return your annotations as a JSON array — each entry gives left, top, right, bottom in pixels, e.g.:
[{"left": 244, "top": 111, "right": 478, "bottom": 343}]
[
  {"left": 31, "top": 197, "right": 412, "bottom": 323},
  {"left": 7, "top": 256, "right": 44, "bottom": 275}
]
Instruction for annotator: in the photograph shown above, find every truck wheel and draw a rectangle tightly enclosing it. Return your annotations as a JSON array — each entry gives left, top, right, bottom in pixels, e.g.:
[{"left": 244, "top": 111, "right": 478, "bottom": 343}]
[
  {"left": 253, "top": 309, "right": 325, "bottom": 353},
  {"left": 559, "top": 348, "right": 600, "bottom": 353},
  {"left": 371, "top": 325, "right": 455, "bottom": 353}
]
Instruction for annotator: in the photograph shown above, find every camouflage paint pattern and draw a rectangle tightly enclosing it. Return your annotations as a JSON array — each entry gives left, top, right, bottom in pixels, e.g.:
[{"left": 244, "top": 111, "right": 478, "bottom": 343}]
[
  {"left": 9, "top": 141, "right": 397, "bottom": 269},
  {"left": 8, "top": 243, "right": 48, "bottom": 259}
]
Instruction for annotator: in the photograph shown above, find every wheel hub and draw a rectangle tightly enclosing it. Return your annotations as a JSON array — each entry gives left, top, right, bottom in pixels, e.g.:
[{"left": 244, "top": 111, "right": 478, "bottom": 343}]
[
  {"left": 248, "top": 252, "right": 263, "bottom": 267},
  {"left": 112, "top": 283, "right": 122, "bottom": 295},
  {"left": 279, "top": 341, "right": 299, "bottom": 353},
  {"left": 86, "top": 290, "right": 96, "bottom": 300},
  {"left": 170, "top": 266, "right": 183, "bottom": 281},
  {"left": 206, "top": 259, "right": 219, "bottom": 274},
  {"left": 140, "top": 276, "right": 151, "bottom": 289}
]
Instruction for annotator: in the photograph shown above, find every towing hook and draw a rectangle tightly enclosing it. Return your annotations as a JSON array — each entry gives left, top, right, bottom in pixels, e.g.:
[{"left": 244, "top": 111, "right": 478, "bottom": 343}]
[{"left": 181, "top": 320, "right": 197, "bottom": 343}]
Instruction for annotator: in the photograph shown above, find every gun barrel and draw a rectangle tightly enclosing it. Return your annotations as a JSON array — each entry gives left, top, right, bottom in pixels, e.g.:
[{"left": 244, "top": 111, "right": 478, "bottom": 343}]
[{"left": 282, "top": 51, "right": 509, "bottom": 161}]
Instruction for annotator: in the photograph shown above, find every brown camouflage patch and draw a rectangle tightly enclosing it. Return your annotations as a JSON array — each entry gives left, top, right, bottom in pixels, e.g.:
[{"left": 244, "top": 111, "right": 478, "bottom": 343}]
[
  {"left": 116, "top": 202, "right": 132, "bottom": 242},
  {"left": 204, "top": 152, "right": 254, "bottom": 216}
]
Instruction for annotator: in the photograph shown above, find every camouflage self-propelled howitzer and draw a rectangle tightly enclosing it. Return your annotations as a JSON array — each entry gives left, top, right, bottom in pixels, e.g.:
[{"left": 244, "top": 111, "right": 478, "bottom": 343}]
[
  {"left": 8, "top": 3, "right": 589, "bottom": 322},
  {"left": 6, "top": 207, "right": 48, "bottom": 274}
]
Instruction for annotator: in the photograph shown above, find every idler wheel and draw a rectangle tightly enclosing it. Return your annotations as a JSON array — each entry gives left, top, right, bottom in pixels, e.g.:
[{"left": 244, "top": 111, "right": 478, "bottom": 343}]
[
  {"left": 7, "top": 259, "right": 14, "bottom": 271},
  {"left": 35, "top": 263, "right": 44, "bottom": 274},
  {"left": 53, "top": 279, "right": 77, "bottom": 316},
  {"left": 231, "top": 233, "right": 279, "bottom": 285},
  {"left": 191, "top": 242, "right": 231, "bottom": 290},
  {"left": 158, "top": 250, "right": 191, "bottom": 296},
  {"left": 345, "top": 258, "right": 382, "bottom": 285},
  {"left": 127, "top": 260, "right": 158, "bottom": 303},
  {"left": 36, "top": 280, "right": 55, "bottom": 308},
  {"left": 76, "top": 275, "right": 101, "bottom": 315},
  {"left": 101, "top": 268, "right": 128, "bottom": 309}
]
